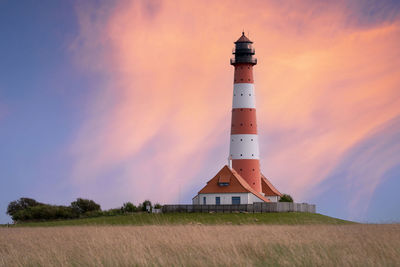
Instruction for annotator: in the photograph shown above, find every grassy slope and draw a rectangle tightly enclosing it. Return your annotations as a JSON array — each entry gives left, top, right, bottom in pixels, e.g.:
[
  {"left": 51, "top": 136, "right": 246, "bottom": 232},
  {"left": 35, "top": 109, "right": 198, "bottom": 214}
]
[{"left": 9, "top": 212, "right": 354, "bottom": 227}]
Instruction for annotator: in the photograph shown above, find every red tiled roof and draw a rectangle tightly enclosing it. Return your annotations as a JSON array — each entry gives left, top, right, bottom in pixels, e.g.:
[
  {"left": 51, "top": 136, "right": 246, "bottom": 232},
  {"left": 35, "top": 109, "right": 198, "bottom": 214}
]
[
  {"left": 198, "top": 165, "right": 270, "bottom": 202},
  {"left": 261, "top": 174, "right": 282, "bottom": 197},
  {"left": 218, "top": 172, "right": 231, "bottom": 183}
]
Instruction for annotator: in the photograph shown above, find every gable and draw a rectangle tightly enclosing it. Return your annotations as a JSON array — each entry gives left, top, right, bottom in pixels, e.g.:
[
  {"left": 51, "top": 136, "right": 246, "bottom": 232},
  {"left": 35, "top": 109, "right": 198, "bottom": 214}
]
[
  {"left": 261, "top": 174, "right": 282, "bottom": 197},
  {"left": 199, "top": 166, "right": 249, "bottom": 194}
]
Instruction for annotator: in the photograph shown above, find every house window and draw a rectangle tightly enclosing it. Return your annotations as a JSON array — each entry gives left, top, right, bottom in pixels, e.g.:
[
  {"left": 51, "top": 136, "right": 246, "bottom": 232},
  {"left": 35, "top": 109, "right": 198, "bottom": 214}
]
[
  {"left": 203, "top": 197, "right": 206, "bottom": 205},
  {"left": 232, "top": 196, "right": 241, "bottom": 204},
  {"left": 216, "top": 197, "right": 220, "bottom": 205}
]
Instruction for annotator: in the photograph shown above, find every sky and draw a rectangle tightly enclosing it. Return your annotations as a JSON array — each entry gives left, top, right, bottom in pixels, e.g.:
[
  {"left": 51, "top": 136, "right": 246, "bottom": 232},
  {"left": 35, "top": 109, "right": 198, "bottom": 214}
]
[{"left": 0, "top": 0, "right": 400, "bottom": 224}]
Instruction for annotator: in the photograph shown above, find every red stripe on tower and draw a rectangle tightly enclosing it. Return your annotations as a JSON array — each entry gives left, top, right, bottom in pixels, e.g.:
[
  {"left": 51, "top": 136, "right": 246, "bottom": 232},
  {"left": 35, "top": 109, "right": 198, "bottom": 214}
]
[{"left": 229, "top": 32, "right": 262, "bottom": 193}]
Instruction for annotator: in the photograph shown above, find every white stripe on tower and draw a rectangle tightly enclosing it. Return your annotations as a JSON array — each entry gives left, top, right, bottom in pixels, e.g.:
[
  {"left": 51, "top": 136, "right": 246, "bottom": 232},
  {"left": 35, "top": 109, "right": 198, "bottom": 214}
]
[
  {"left": 232, "top": 83, "right": 256, "bottom": 109},
  {"left": 229, "top": 134, "right": 259, "bottom": 159}
]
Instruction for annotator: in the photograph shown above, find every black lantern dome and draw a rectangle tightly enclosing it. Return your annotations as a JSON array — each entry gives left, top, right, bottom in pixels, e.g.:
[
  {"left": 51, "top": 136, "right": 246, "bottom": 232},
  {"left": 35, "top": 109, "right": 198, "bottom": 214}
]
[{"left": 230, "top": 32, "right": 257, "bottom": 65}]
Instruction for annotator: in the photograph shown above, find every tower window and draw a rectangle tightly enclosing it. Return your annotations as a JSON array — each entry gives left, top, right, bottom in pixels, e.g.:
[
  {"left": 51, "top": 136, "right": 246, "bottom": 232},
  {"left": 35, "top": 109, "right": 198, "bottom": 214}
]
[
  {"left": 240, "top": 168, "right": 242, "bottom": 171},
  {"left": 240, "top": 109, "right": 243, "bottom": 111},
  {"left": 250, "top": 124, "right": 253, "bottom": 126},
  {"left": 251, "top": 139, "right": 253, "bottom": 141},
  {"left": 249, "top": 94, "right": 251, "bottom": 96},
  {"left": 240, "top": 123, "right": 243, "bottom": 126},
  {"left": 241, "top": 78, "right": 243, "bottom": 81},
  {"left": 252, "top": 154, "right": 254, "bottom": 156},
  {"left": 252, "top": 169, "right": 255, "bottom": 171},
  {"left": 241, "top": 94, "right": 243, "bottom": 96},
  {"left": 234, "top": 94, "right": 236, "bottom": 96},
  {"left": 240, "top": 139, "right": 243, "bottom": 141},
  {"left": 240, "top": 154, "right": 243, "bottom": 156},
  {"left": 248, "top": 79, "right": 250, "bottom": 81}
]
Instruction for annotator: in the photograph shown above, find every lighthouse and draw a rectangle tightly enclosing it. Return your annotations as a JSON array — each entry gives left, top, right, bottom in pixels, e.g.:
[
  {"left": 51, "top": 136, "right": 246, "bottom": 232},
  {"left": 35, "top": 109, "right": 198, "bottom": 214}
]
[
  {"left": 229, "top": 32, "right": 261, "bottom": 193},
  {"left": 193, "top": 32, "right": 282, "bottom": 205}
]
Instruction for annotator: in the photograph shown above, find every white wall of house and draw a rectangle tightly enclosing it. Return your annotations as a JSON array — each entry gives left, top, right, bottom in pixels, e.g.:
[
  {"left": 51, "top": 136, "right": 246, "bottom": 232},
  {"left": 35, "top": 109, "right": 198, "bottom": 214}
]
[
  {"left": 248, "top": 193, "right": 264, "bottom": 203},
  {"left": 192, "top": 193, "right": 264, "bottom": 205},
  {"left": 265, "top": 196, "right": 280, "bottom": 202},
  {"left": 192, "top": 195, "right": 199, "bottom": 204}
]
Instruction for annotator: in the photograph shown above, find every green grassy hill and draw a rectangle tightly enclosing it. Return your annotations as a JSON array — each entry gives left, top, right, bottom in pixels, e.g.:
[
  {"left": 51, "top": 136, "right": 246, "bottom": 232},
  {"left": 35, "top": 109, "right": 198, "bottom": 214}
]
[{"left": 7, "top": 212, "right": 354, "bottom": 227}]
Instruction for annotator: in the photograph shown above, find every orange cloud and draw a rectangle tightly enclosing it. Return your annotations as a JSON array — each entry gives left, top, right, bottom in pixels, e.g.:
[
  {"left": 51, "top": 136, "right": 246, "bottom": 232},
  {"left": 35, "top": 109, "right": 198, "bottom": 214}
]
[{"left": 69, "top": 0, "right": 400, "bottom": 210}]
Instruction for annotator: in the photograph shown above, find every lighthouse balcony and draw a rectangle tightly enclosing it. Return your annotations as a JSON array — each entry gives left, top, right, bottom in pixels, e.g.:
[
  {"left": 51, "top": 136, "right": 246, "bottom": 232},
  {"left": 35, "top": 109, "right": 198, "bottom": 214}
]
[{"left": 230, "top": 57, "right": 257, "bottom": 65}]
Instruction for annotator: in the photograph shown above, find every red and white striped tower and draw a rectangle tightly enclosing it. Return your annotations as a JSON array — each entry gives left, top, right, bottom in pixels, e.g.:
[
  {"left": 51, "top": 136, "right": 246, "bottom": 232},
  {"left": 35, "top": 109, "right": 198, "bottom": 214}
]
[{"left": 229, "top": 32, "right": 262, "bottom": 193}]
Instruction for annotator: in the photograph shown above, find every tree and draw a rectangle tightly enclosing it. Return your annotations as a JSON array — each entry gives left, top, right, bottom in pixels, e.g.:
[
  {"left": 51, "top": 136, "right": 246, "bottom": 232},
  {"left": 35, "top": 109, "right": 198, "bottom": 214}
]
[
  {"left": 153, "top": 203, "right": 162, "bottom": 209},
  {"left": 122, "top": 202, "right": 137, "bottom": 213},
  {"left": 279, "top": 194, "right": 294, "bottom": 202},
  {"left": 140, "top": 200, "right": 152, "bottom": 212},
  {"left": 70, "top": 198, "right": 101, "bottom": 214},
  {"left": 7, "top": 198, "right": 41, "bottom": 218}
]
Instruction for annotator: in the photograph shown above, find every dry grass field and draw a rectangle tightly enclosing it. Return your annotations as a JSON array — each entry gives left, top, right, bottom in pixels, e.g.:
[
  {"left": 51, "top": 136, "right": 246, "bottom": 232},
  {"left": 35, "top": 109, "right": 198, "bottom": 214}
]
[{"left": 1, "top": 224, "right": 399, "bottom": 266}]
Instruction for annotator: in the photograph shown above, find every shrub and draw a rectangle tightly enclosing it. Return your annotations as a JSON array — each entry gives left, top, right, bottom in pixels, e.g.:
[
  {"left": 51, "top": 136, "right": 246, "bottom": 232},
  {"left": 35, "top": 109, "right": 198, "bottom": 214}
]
[
  {"left": 154, "top": 203, "right": 162, "bottom": 209},
  {"left": 279, "top": 194, "right": 294, "bottom": 202},
  {"left": 140, "top": 200, "right": 152, "bottom": 212},
  {"left": 7, "top": 198, "right": 42, "bottom": 220},
  {"left": 103, "top": 208, "right": 124, "bottom": 216},
  {"left": 81, "top": 210, "right": 104, "bottom": 218},
  {"left": 12, "top": 205, "right": 79, "bottom": 222},
  {"left": 122, "top": 202, "right": 138, "bottom": 213},
  {"left": 70, "top": 198, "right": 101, "bottom": 214}
]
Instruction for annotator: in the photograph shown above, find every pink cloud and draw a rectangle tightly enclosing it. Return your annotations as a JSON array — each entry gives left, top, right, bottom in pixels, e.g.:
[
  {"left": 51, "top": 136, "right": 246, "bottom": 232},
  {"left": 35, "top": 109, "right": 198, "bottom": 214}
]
[{"left": 69, "top": 1, "right": 400, "bottom": 211}]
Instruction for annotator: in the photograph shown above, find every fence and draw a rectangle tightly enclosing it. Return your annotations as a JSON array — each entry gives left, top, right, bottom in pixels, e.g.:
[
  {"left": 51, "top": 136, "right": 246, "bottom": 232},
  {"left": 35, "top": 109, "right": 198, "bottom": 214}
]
[{"left": 162, "top": 202, "right": 316, "bottom": 213}]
